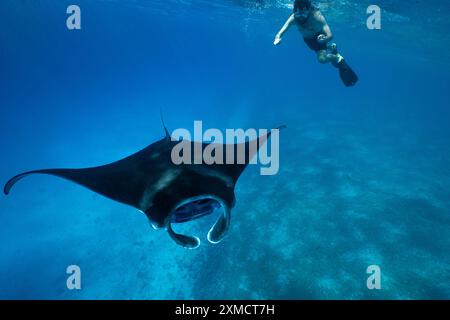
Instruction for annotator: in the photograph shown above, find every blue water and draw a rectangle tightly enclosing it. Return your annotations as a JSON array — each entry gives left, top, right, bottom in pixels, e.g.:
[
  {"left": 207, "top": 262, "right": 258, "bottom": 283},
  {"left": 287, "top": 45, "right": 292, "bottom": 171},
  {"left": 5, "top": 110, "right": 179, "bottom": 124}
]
[{"left": 1, "top": 0, "right": 450, "bottom": 299}]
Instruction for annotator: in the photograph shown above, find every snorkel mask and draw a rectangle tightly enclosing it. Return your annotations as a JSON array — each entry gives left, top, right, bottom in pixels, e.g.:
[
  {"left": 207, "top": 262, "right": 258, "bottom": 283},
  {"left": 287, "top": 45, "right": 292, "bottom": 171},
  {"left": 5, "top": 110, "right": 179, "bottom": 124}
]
[{"left": 293, "top": 0, "right": 312, "bottom": 23}]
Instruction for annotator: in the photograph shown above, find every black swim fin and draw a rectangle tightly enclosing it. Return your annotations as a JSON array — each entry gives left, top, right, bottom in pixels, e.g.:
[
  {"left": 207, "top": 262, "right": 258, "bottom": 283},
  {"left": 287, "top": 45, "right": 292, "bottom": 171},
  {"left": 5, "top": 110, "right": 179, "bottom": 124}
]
[{"left": 336, "top": 59, "right": 358, "bottom": 87}]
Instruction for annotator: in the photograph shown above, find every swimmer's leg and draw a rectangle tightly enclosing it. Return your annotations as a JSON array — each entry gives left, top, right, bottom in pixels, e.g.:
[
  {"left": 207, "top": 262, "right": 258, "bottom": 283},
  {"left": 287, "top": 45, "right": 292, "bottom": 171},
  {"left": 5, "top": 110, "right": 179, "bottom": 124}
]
[{"left": 317, "top": 49, "right": 343, "bottom": 65}]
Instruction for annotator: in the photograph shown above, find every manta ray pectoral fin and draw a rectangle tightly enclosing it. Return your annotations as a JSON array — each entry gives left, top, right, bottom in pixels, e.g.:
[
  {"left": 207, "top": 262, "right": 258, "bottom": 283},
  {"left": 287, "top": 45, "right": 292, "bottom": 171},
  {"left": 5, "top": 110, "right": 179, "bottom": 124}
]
[
  {"left": 167, "top": 223, "right": 200, "bottom": 249},
  {"left": 207, "top": 206, "right": 231, "bottom": 244},
  {"left": 4, "top": 170, "right": 57, "bottom": 195},
  {"left": 4, "top": 173, "right": 27, "bottom": 195}
]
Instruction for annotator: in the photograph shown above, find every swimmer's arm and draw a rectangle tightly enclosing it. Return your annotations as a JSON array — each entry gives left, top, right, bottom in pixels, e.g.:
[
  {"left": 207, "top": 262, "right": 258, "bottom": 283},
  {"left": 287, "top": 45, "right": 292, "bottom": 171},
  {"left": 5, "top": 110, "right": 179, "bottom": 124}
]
[
  {"left": 321, "top": 24, "right": 333, "bottom": 41},
  {"left": 316, "top": 11, "right": 333, "bottom": 42},
  {"left": 274, "top": 14, "right": 295, "bottom": 44}
]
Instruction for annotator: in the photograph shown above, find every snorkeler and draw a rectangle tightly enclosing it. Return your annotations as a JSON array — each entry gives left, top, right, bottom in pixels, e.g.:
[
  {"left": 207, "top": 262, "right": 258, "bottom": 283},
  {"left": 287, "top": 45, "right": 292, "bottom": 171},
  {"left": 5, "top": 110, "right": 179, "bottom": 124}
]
[{"left": 273, "top": 0, "right": 358, "bottom": 86}]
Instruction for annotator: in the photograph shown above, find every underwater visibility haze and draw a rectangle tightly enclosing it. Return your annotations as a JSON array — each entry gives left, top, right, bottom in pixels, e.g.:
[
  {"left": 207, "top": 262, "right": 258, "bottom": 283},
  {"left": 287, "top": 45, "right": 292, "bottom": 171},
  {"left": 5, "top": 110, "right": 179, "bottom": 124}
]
[{"left": 0, "top": 0, "right": 450, "bottom": 299}]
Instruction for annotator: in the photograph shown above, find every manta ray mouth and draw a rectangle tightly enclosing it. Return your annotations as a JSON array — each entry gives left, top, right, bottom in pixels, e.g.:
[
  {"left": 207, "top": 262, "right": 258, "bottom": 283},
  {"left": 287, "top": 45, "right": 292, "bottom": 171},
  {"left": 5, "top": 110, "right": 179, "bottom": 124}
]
[
  {"left": 167, "top": 195, "right": 231, "bottom": 249},
  {"left": 171, "top": 197, "right": 222, "bottom": 223}
]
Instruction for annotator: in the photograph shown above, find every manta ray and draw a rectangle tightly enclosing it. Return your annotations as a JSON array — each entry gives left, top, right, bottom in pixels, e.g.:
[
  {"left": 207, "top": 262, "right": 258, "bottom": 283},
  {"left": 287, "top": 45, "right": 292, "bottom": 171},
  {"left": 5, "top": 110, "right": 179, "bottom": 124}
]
[{"left": 4, "top": 123, "right": 284, "bottom": 248}]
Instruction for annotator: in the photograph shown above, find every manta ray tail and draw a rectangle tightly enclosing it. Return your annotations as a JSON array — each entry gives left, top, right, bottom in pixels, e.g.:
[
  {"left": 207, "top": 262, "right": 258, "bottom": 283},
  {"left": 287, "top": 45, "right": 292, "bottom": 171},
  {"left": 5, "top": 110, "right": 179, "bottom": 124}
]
[{"left": 160, "top": 107, "right": 170, "bottom": 138}]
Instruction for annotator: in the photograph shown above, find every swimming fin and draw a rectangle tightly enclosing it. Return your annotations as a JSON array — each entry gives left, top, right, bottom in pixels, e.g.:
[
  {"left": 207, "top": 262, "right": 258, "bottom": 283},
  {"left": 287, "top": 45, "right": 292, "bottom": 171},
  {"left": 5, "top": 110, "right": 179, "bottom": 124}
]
[{"left": 336, "top": 59, "right": 358, "bottom": 87}]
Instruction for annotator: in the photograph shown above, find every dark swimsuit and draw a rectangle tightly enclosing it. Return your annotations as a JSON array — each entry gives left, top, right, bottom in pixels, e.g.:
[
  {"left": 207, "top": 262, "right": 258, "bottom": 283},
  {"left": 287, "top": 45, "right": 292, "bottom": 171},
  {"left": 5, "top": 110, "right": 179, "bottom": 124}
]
[{"left": 303, "top": 33, "right": 328, "bottom": 52}]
